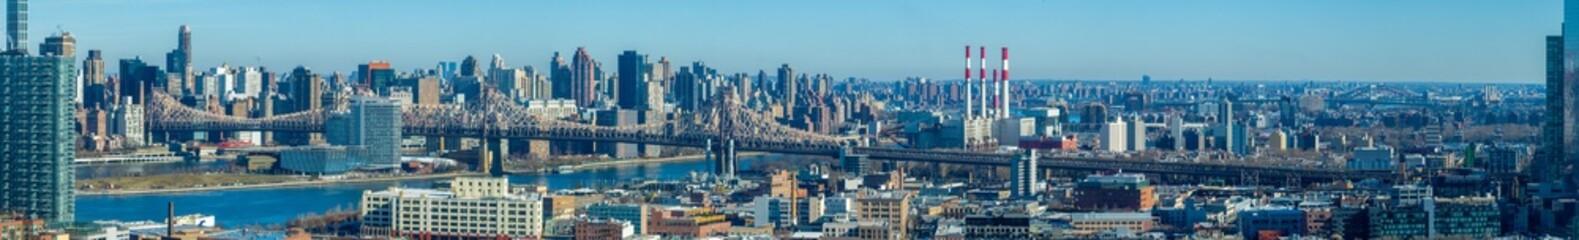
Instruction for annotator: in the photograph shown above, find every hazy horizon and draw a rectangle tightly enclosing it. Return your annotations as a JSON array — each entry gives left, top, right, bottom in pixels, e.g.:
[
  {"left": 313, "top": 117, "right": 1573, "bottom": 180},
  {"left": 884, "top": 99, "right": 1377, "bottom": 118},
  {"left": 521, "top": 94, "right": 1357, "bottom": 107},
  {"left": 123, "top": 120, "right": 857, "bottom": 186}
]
[{"left": 20, "top": 0, "right": 1562, "bottom": 83}]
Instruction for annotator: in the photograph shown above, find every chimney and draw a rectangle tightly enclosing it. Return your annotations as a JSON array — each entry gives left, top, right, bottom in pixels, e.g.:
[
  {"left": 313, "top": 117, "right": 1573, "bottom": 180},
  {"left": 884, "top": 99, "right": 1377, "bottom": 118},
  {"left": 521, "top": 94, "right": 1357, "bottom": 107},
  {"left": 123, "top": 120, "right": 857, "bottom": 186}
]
[
  {"left": 978, "top": 46, "right": 988, "bottom": 119},
  {"left": 965, "top": 45, "right": 973, "bottom": 120},
  {"left": 992, "top": 70, "right": 999, "bottom": 116},
  {"left": 1000, "top": 47, "right": 1010, "bottom": 119},
  {"left": 167, "top": 201, "right": 175, "bottom": 236},
  {"left": 6, "top": 0, "right": 26, "bottom": 55}
]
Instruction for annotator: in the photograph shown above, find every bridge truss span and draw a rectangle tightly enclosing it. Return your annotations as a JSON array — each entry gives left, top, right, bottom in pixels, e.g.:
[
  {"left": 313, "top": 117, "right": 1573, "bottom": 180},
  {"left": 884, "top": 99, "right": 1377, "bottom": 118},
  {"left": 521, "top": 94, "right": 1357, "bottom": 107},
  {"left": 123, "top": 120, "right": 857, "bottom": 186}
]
[{"left": 146, "top": 91, "right": 327, "bottom": 132}]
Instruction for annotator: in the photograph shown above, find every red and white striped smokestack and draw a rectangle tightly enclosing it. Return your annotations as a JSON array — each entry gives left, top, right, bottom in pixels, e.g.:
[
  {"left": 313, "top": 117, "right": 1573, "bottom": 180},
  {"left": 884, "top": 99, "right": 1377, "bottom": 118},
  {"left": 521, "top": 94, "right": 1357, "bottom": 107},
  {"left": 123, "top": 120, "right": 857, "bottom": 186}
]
[
  {"left": 979, "top": 46, "right": 988, "bottom": 119},
  {"left": 992, "top": 69, "right": 999, "bottom": 116},
  {"left": 965, "top": 45, "right": 973, "bottom": 120},
  {"left": 1000, "top": 47, "right": 1010, "bottom": 119}
]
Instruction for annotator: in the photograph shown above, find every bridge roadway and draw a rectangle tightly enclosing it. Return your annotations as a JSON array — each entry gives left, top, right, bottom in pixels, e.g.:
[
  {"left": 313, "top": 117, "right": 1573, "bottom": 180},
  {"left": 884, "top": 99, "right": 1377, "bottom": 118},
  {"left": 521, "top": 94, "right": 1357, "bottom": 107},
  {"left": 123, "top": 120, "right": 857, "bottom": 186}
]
[
  {"left": 845, "top": 148, "right": 1384, "bottom": 182},
  {"left": 145, "top": 90, "right": 1386, "bottom": 183}
]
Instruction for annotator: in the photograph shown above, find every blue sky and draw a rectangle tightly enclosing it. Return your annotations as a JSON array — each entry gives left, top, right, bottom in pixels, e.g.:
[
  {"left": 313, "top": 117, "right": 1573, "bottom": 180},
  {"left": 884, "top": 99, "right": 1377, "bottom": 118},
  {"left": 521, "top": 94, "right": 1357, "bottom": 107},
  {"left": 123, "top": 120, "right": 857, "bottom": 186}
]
[{"left": 24, "top": 0, "right": 1562, "bottom": 83}]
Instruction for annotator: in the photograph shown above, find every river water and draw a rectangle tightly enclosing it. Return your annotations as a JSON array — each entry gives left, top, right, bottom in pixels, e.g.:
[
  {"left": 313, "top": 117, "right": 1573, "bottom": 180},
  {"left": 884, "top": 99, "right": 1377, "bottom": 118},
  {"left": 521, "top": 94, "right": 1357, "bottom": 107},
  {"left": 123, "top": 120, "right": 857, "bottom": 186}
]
[{"left": 76, "top": 154, "right": 777, "bottom": 227}]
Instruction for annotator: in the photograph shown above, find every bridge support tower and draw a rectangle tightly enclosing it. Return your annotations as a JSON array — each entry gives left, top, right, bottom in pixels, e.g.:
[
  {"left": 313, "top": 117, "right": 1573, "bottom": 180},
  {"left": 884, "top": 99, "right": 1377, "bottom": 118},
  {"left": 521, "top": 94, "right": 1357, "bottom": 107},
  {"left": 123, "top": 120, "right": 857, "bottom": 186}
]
[
  {"left": 839, "top": 146, "right": 869, "bottom": 175},
  {"left": 482, "top": 138, "right": 508, "bottom": 176},
  {"left": 707, "top": 139, "right": 737, "bottom": 179}
]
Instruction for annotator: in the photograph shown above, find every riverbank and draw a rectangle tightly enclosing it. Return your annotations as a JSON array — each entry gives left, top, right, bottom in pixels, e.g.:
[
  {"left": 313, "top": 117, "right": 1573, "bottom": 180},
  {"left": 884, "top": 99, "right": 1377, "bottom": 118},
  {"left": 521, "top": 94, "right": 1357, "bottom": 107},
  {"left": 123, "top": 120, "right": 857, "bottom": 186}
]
[{"left": 78, "top": 172, "right": 485, "bottom": 196}]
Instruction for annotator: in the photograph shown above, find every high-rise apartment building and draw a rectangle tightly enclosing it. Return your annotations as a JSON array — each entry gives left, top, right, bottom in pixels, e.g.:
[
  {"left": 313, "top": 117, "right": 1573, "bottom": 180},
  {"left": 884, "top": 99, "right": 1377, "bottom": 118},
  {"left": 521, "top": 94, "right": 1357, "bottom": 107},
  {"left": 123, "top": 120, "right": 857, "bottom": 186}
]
[
  {"left": 1101, "top": 119, "right": 1128, "bottom": 152},
  {"left": 82, "top": 50, "right": 104, "bottom": 85},
  {"left": 1128, "top": 115, "right": 1146, "bottom": 151},
  {"left": 570, "top": 47, "right": 597, "bottom": 107},
  {"left": 1010, "top": 150, "right": 1039, "bottom": 198},
  {"left": 327, "top": 96, "right": 402, "bottom": 169},
  {"left": 279, "top": 66, "right": 324, "bottom": 146},
  {"left": 38, "top": 32, "right": 71, "bottom": 57},
  {"left": 0, "top": 0, "right": 76, "bottom": 223},
  {"left": 412, "top": 76, "right": 441, "bottom": 106},
  {"left": 674, "top": 62, "right": 719, "bottom": 112},
  {"left": 777, "top": 64, "right": 796, "bottom": 111},
  {"left": 234, "top": 66, "right": 262, "bottom": 98}
]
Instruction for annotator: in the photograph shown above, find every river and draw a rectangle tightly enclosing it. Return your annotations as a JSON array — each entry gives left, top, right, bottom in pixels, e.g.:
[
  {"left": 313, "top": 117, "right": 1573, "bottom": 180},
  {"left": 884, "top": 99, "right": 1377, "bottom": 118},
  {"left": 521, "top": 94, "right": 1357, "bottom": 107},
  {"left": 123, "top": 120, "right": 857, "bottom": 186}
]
[{"left": 76, "top": 154, "right": 781, "bottom": 227}]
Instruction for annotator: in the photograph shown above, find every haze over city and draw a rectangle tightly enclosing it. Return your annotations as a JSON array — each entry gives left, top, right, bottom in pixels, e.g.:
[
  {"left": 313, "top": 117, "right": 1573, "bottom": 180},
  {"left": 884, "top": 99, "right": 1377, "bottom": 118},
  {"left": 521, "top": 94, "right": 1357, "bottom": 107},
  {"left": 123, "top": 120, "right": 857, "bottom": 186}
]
[
  {"left": 3, "top": 0, "right": 1579, "bottom": 239},
  {"left": 31, "top": 0, "right": 1562, "bottom": 83}
]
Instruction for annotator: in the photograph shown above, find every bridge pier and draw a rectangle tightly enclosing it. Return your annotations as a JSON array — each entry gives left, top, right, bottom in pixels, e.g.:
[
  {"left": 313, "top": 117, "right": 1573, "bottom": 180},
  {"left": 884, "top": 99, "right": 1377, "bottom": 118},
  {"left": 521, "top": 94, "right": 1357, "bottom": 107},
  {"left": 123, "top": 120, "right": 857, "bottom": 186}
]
[
  {"left": 151, "top": 131, "right": 169, "bottom": 144},
  {"left": 425, "top": 136, "right": 448, "bottom": 153},
  {"left": 481, "top": 138, "right": 508, "bottom": 176},
  {"left": 839, "top": 147, "right": 869, "bottom": 175},
  {"left": 707, "top": 139, "right": 737, "bottom": 179}
]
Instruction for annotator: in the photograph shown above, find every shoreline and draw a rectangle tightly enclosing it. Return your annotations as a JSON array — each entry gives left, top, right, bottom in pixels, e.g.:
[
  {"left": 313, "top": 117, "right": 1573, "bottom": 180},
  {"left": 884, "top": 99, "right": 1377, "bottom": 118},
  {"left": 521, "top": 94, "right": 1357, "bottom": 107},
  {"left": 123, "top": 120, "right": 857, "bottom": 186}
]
[{"left": 78, "top": 172, "right": 485, "bottom": 197}]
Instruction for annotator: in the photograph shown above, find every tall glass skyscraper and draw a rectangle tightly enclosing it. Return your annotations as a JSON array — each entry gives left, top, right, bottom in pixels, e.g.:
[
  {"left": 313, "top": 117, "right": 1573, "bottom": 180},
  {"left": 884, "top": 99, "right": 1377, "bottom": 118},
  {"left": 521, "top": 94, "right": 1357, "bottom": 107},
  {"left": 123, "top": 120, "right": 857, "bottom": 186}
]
[
  {"left": 1542, "top": 34, "right": 1566, "bottom": 184},
  {"left": 1, "top": 0, "right": 76, "bottom": 224},
  {"left": 1559, "top": 0, "right": 1579, "bottom": 185}
]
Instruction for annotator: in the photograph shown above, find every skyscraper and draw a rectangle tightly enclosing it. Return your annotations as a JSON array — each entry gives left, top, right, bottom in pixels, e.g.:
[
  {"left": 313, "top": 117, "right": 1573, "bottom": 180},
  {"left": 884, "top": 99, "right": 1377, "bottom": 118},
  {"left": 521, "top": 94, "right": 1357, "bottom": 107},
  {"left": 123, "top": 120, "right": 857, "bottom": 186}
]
[
  {"left": 0, "top": 0, "right": 76, "bottom": 223},
  {"left": 616, "top": 50, "right": 652, "bottom": 110},
  {"left": 1561, "top": 0, "right": 1579, "bottom": 185},
  {"left": 81, "top": 50, "right": 108, "bottom": 107},
  {"left": 4, "top": 0, "right": 24, "bottom": 55},
  {"left": 279, "top": 66, "right": 324, "bottom": 146},
  {"left": 1128, "top": 115, "right": 1146, "bottom": 151},
  {"left": 1217, "top": 97, "right": 1243, "bottom": 155},
  {"left": 82, "top": 49, "right": 104, "bottom": 85},
  {"left": 777, "top": 64, "right": 796, "bottom": 109},
  {"left": 570, "top": 47, "right": 597, "bottom": 107},
  {"left": 166, "top": 25, "right": 192, "bottom": 94},
  {"left": 549, "top": 52, "right": 571, "bottom": 100},
  {"left": 117, "top": 57, "right": 157, "bottom": 104},
  {"left": 1010, "top": 150, "right": 1039, "bottom": 198},
  {"left": 460, "top": 55, "right": 481, "bottom": 78},
  {"left": 38, "top": 32, "right": 72, "bottom": 57},
  {"left": 357, "top": 61, "right": 393, "bottom": 93},
  {"left": 1541, "top": 35, "right": 1567, "bottom": 184},
  {"left": 674, "top": 66, "right": 701, "bottom": 112},
  {"left": 1102, "top": 118, "right": 1128, "bottom": 152}
]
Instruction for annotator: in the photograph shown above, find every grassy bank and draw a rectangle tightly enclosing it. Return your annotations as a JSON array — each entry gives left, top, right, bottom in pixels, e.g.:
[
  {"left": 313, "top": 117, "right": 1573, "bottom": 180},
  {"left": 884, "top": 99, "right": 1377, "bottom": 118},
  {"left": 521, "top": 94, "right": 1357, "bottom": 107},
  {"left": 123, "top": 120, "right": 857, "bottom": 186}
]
[
  {"left": 77, "top": 172, "right": 486, "bottom": 196},
  {"left": 78, "top": 174, "right": 299, "bottom": 191}
]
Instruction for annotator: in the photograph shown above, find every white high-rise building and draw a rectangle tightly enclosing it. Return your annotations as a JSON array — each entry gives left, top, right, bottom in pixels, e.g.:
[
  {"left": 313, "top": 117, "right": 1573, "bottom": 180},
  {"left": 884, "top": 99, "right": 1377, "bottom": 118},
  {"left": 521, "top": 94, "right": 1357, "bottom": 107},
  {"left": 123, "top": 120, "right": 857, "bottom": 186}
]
[
  {"left": 1102, "top": 119, "right": 1128, "bottom": 152},
  {"left": 360, "top": 177, "right": 544, "bottom": 238},
  {"left": 209, "top": 65, "right": 235, "bottom": 98},
  {"left": 234, "top": 66, "right": 263, "bottom": 99},
  {"left": 111, "top": 98, "right": 146, "bottom": 147}
]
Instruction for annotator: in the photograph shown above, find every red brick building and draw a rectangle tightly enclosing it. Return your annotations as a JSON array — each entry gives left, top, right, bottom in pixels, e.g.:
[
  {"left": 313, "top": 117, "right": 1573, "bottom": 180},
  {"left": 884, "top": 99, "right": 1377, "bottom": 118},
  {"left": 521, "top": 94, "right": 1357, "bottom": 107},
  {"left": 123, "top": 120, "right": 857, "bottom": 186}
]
[
  {"left": 1071, "top": 173, "right": 1156, "bottom": 211},
  {"left": 646, "top": 207, "right": 730, "bottom": 238}
]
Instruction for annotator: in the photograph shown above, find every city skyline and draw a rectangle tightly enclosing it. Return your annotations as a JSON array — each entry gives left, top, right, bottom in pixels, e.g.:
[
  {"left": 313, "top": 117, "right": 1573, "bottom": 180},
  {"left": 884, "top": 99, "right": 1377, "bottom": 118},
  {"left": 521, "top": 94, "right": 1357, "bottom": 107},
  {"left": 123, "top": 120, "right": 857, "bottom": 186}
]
[
  {"left": 4, "top": 0, "right": 1570, "bottom": 238},
  {"left": 23, "top": 0, "right": 1562, "bottom": 83}
]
